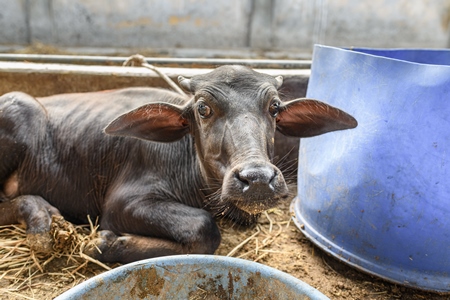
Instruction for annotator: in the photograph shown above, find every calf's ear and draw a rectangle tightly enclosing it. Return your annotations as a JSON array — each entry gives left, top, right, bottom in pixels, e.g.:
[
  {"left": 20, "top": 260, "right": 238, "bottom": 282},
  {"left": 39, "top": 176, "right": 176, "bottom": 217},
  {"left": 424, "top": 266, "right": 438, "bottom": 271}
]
[
  {"left": 276, "top": 99, "right": 357, "bottom": 137},
  {"left": 104, "top": 103, "right": 190, "bottom": 142}
]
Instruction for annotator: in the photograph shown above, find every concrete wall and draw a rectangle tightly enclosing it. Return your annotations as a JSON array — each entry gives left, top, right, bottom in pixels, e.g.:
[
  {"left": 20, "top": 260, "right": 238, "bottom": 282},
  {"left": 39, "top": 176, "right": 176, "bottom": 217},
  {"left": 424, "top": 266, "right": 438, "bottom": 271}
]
[{"left": 1, "top": 0, "right": 450, "bottom": 54}]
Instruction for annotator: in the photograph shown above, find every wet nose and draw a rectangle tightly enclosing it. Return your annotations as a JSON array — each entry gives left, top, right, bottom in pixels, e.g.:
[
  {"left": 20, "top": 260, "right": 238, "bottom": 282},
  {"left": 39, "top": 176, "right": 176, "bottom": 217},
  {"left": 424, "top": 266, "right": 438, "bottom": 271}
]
[{"left": 235, "top": 164, "right": 277, "bottom": 193}]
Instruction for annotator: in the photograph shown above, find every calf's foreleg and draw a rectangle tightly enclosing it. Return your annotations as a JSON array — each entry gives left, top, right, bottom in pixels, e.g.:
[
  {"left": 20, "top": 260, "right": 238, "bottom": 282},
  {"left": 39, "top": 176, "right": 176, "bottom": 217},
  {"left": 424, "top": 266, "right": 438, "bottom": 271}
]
[
  {"left": 0, "top": 195, "right": 61, "bottom": 252},
  {"left": 90, "top": 200, "right": 221, "bottom": 263}
]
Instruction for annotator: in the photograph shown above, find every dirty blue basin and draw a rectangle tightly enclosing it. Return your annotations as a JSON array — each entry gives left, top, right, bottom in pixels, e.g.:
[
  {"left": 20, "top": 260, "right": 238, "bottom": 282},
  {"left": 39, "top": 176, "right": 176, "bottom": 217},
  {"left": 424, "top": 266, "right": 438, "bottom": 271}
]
[
  {"left": 56, "top": 255, "right": 328, "bottom": 299},
  {"left": 293, "top": 45, "right": 450, "bottom": 293}
]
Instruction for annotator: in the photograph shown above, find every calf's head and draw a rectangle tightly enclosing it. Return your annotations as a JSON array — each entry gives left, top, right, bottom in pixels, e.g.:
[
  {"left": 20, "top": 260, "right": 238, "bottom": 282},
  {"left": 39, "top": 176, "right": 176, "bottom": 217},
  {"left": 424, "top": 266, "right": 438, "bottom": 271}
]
[{"left": 105, "top": 66, "right": 357, "bottom": 218}]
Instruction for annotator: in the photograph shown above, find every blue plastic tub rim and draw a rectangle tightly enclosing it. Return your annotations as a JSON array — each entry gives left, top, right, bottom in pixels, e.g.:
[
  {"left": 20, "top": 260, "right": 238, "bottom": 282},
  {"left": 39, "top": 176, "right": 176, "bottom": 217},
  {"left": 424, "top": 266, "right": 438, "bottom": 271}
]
[
  {"left": 347, "top": 47, "right": 450, "bottom": 66},
  {"left": 55, "top": 254, "right": 329, "bottom": 299}
]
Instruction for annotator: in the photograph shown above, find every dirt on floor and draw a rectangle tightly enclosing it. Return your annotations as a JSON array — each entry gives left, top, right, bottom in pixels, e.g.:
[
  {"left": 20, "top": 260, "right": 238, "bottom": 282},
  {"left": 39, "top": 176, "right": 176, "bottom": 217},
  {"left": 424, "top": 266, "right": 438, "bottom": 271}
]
[{"left": 0, "top": 197, "right": 448, "bottom": 300}]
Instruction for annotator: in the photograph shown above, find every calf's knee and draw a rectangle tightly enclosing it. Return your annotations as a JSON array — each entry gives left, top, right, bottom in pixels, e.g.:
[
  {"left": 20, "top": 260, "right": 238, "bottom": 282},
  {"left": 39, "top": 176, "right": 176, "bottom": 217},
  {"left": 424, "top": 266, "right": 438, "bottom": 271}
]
[{"left": 180, "top": 211, "right": 221, "bottom": 254}]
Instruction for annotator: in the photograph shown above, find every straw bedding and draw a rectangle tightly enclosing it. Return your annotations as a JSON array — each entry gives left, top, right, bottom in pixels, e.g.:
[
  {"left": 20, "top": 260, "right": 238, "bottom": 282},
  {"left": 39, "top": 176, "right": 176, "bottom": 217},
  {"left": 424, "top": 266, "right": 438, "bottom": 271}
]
[
  {"left": 0, "top": 215, "right": 113, "bottom": 299},
  {"left": 0, "top": 209, "right": 289, "bottom": 299}
]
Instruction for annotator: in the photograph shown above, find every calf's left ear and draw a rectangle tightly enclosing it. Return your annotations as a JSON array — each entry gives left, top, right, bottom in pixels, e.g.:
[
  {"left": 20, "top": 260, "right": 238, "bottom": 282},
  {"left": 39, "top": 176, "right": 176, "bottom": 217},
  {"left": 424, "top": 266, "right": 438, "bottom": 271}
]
[
  {"left": 104, "top": 103, "right": 190, "bottom": 142},
  {"left": 276, "top": 98, "right": 357, "bottom": 137}
]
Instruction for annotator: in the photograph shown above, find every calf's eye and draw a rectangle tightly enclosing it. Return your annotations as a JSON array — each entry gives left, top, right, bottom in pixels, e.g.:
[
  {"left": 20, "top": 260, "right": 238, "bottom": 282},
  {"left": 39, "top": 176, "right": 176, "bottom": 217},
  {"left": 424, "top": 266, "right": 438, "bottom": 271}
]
[
  {"left": 197, "top": 102, "right": 212, "bottom": 118},
  {"left": 269, "top": 101, "right": 281, "bottom": 117}
]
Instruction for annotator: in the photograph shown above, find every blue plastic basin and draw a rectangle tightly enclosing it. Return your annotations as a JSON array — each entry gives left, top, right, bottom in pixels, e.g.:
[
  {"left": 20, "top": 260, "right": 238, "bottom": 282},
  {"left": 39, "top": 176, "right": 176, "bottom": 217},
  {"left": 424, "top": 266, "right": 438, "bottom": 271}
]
[
  {"left": 56, "top": 255, "right": 329, "bottom": 299},
  {"left": 293, "top": 45, "right": 450, "bottom": 293}
]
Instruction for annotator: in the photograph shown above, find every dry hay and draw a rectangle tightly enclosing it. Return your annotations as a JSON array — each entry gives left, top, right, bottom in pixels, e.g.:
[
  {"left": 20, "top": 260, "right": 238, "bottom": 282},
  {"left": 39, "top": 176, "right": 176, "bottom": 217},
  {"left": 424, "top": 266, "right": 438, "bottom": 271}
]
[
  {"left": 0, "top": 216, "right": 112, "bottom": 299},
  {"left": 221, "top": 208, "right": 292, "bottom": 261},
  {"left": 0, "top": 208, "right": 291, "bottom": 299}
]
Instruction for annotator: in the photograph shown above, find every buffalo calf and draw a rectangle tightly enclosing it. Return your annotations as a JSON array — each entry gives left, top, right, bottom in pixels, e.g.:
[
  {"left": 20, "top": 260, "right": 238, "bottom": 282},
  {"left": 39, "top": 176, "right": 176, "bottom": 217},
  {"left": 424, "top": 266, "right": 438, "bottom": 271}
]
[{"left": 0, "top": 66, "right": 357, "bottom": 263}]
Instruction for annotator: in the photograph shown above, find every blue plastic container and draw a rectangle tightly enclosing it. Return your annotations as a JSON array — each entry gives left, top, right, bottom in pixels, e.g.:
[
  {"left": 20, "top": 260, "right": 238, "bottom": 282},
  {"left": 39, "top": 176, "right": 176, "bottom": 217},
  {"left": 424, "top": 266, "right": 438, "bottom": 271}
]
[
  {"left": 292, "top": 45, "right": 450, "bottom": 293},
  {"left": 56, "top": 255, "right": 329, "bottom": 299}
]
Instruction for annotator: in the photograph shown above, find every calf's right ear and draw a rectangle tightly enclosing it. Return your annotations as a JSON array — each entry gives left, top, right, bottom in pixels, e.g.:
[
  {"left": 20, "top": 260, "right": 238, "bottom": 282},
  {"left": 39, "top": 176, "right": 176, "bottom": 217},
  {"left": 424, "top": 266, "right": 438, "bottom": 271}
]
[{"left": 104, "top": 103, "right": 190, "bottom": 142}]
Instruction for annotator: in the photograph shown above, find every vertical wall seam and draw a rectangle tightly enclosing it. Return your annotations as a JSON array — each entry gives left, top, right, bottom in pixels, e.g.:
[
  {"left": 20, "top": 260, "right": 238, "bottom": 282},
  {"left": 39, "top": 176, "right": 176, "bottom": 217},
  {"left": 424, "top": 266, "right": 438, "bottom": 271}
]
[
  {"left": 246, "top": 0, "right": 256, "bottom": 48},
  {"left": 24, "top": 0, "right": 31, "bottom": 44},
  {"left": 47, "top": 0, "right": 55, "bottom": 43}
]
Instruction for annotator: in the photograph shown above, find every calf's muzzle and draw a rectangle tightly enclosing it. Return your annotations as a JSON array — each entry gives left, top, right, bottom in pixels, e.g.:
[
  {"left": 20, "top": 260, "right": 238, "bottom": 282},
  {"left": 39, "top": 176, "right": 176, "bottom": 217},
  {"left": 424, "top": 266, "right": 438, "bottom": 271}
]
[{"left": 223, "top": 161, "right": 289, "bottom": 214}]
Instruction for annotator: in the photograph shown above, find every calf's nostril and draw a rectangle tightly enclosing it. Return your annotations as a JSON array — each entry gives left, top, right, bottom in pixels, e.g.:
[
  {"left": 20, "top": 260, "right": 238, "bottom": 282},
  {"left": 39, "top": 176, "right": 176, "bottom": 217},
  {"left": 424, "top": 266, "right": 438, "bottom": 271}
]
[
  {"left": 268, "top": 170, "right": 277, "bottom": 186},
  {"left": 234, "top": 171, "right": 250, "bottom": 192}
]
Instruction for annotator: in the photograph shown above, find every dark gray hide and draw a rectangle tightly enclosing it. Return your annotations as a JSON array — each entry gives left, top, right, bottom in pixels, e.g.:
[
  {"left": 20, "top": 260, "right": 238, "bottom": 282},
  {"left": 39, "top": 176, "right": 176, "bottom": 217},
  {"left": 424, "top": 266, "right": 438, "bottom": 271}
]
[{"left": 0, "top": 65, "right": 357, "bottom": 263}]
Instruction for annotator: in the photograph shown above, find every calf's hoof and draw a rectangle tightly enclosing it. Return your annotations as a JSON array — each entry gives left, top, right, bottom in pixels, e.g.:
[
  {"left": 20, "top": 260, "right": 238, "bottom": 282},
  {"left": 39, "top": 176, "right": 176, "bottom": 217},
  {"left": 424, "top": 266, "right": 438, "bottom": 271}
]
[
  {"left": 27, "top": 232, "right": 53, "bottom": 253},
  {"left": 84, "top": 230, "right": 118, "bottom": 259}
]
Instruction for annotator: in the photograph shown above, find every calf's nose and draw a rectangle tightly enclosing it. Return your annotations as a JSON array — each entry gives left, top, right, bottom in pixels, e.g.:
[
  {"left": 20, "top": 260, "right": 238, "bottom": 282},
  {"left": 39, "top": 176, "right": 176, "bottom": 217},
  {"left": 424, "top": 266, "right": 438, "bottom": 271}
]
[{"left": 235, "top": 164, "right": 277, "bottom": 193}]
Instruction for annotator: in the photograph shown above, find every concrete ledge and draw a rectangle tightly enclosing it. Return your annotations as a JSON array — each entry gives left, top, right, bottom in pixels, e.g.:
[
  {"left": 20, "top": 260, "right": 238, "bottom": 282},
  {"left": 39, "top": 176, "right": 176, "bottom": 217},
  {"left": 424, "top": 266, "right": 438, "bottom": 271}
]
[{"left": 0, "top": 61, "right": 310, "bottom": 98}]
